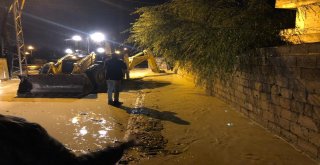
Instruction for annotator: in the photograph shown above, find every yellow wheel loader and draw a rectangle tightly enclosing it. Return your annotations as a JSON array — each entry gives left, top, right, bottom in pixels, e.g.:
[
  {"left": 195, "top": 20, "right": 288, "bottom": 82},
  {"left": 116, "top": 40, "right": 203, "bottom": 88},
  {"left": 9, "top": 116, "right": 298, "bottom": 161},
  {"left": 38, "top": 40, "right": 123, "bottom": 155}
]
[
  {"left": 17, "top": 50, "right": 161, "bottom": 98},
  {"left": 17, "top": 53, "right": 106, "bottom": 97},
  {"left": 124, "top": 49, "right": 160, "bottom": 79}
]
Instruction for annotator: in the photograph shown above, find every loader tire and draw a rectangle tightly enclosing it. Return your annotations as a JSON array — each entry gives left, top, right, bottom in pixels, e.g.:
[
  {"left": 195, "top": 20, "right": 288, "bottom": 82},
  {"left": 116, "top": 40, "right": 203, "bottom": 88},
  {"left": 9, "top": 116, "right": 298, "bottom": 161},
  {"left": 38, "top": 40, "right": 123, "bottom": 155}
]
[{"left": 85, "top": 64, "right": 106, "bottom": 93}]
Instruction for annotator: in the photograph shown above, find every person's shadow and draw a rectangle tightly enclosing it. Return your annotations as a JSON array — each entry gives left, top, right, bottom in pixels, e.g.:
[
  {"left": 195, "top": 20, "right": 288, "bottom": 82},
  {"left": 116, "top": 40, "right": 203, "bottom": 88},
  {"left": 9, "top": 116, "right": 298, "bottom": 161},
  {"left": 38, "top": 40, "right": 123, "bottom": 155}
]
[{"left": 119, "top": 105, "right": 190, "bottom": 125}]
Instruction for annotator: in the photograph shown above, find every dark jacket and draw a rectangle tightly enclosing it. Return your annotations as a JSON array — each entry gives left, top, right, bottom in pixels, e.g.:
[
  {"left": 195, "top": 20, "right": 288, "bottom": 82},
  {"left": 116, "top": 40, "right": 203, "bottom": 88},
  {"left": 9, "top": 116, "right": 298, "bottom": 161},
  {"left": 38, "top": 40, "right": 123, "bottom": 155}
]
[{"left": 105, "top": 58, "right": 127, "bottom": 80}]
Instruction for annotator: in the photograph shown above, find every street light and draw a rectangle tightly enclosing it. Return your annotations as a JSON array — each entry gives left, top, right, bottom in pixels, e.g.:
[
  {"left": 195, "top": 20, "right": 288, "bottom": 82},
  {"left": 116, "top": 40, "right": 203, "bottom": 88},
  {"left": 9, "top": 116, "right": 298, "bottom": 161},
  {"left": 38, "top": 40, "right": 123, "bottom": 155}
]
[
  {"left": 97, "top": 47, "right": 105, "bottom": 53},
  {"left": 27, "top": 45, "right": 34, "bottom": 56},
  {"left": 65, "top": 48, "right": 73, "bottom": 54},
  {"left": 72, "top": 35, "right": 82, "bottom": 41},
  {"left": 115, "top": 50, "right": 121, "bottom": 54},
  {"left": 27, "top": 45, "right": 34, "bottom": 51},
  {"left": 90, "top": 32, "right": 105, "bottom": 43},
  {"left": 71, "top": 35, "right": 82, "bottom": 50}
]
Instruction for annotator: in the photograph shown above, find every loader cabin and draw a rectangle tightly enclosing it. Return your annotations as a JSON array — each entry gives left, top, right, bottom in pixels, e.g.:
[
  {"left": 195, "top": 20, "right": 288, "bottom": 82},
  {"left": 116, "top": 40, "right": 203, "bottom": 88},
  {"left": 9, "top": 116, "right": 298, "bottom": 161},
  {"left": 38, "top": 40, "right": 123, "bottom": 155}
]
[{"left": 60, "top": 54, "right": 83, "bottom": 74}]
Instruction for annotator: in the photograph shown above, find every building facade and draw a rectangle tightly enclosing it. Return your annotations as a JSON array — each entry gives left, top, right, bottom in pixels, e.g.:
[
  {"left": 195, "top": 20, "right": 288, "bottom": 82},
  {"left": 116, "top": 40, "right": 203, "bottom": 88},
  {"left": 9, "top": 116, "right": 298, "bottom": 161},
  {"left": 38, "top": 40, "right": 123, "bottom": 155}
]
[{"left": 276, "top": 0, "right": 320, "bottom": 43}]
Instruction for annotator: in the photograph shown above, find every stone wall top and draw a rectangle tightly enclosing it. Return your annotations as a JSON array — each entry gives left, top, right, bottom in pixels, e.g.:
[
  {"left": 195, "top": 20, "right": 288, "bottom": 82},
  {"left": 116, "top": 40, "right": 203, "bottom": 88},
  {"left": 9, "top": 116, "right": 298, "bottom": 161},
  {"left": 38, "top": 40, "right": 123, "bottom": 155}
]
[{"left": 257, "top": 43, "right": 320, "bottom": 57}]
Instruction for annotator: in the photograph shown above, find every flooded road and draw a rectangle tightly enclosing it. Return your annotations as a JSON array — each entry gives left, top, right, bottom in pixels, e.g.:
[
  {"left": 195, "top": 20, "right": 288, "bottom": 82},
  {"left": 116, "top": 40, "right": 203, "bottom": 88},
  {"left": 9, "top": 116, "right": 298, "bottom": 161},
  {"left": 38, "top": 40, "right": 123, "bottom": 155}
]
[{"left": 0, "top": 69, "right": 317, "bottom": 164}]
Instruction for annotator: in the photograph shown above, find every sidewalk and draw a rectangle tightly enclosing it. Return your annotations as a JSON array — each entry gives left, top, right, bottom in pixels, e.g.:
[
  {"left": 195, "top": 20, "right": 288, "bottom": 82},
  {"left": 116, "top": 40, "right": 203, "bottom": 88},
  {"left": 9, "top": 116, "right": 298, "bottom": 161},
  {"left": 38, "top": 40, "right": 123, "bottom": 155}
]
[{"left": 120, "top": 71, "right": 317, "bottom": 165}]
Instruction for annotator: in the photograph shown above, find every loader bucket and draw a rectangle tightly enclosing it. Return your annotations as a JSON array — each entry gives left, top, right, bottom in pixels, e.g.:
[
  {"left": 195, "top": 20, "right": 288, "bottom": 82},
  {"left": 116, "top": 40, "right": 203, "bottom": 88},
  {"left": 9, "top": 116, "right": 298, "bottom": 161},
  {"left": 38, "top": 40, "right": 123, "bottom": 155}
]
[{"left": 17, "top": 74, "right": 93, "bottom": 98}]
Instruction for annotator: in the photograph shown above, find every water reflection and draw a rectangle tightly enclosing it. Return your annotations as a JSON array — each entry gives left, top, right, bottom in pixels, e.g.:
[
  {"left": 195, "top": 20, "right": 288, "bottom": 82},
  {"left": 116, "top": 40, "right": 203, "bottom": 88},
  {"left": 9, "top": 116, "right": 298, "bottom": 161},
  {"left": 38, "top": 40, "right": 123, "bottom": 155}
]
[
  {"left": 98, "top": 130, "right": 107, "bottom": 137},
  {"left": 80, "top": 127, "right": 88, "bottom": 136},
  {"left": 226, "top": 122, "right": 234, "bottom": 127},
  {"left": 68, "top": 112, "right": 122, "bottom": 154},
  {"left": 71, "top": 117, "right": 79, "bottom": 124}
]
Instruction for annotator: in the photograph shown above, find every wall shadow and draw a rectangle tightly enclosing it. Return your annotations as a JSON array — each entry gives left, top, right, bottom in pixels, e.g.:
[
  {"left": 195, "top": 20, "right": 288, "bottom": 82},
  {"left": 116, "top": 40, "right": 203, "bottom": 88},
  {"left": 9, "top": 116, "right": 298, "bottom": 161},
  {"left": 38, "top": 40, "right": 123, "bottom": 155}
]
[
  {"left": 121, "top": 79, "right": 171, "bottom": 91},
  {"left": 119, "top": 105, "right": 190, "bottom": 125}
]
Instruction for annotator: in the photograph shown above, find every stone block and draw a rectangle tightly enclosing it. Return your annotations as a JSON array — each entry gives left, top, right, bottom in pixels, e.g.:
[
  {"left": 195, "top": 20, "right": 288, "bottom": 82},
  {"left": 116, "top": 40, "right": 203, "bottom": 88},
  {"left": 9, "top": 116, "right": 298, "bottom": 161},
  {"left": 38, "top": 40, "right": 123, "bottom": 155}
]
[
  {"left": 262, "top": 83, "right": 271, "bottom": 93},
  {"left": 263, "top": 111, "right": 274, "bottom": 122},
  {"left": 281, "top": 129, "right": 298, "bottom": 143},
  {"left": 260, "top": 92, "right": 271, "bottom": 101},
  {"left": 271, "top": 94, "right": 280, "bottom": 105},
  {"left": 235, "top": 85, "right": 243, "bottom": 92},
  {"left": 279, "top": 118, "right": 290, "bottom": 130},
  {"left": 279, "top": 98, "right": 291, "bottom": 109},
  {"left": 288, "top": 79, "right": 304, "bottom": 91},
  {"left": 298, "top": 115, "right": 318, "bottom": 132},
  {"left": 304, "top": 80, "right": 320, "bottom": 94},
  {"left": 308, "top": 43, "right": 320, "bottom": 54},
  {"left": 272, "top": 104, "right": 283, "bottom": 116},
  {"left": 267, "top": 76, "right": 276, "bottom": 84},
  {"left": 290, "top": 101, "right": 305, "bottom": 114},
  {"left": 275, "top": 76, "right": 289, "bottom": 88},
  {"left": 292, "top": 90, "right": 307, "bottom": 103},
  {"left": 244, "top": 102, "right": 253, "bottom": 111},
  {"left": 290, "top": 123, "right": 308, "bottom": 140},
  {"left": 276, "top": 46, "right": 291, "bottom": 55},
  {"left": 307, "top": 93, "right": 320, "bottom": 107},
  {"left": 261, "top": 66, "right": 274, "bottom": 75},
  {"left": 300, "top": 68, "right": 320, "bottom": 81},
  {"left": 243, "top": 87, "right": 251, "bottom": 95},
  {"left": 260, "top": 100, "right": 271, "bottom": 111},
  {"left": 254, "top": 82, "right": 263, "bottom": 91},
  {"left": 252, "top": 90, "right": 260, "bottom": 99},
  {"left": 297, "top": 56, "right": 317, "bottom": 68},
  {"left": 297, "top": 139, "right": 318, "bottom": 158},
  {"left": 284, "top": 68, "right": 301, "bottom": 79},
  {"left": 308, "top": 131, "right": 320, "bottom": 146},
  {"left": 281, "top": 56, "right": 297, "bottom": 67},
  {"left": 235, "top": 91, "right": 246, "bottom": 100},
  {"left": 281, "top": 110, "right": 292, "bottom": 120},
  {"left": 239, "top": 79, "right": 249, "bottom": 87},
  {"left": 280, "top": 88, "right": 293, "bottom": 99},
  {"left": 291, "top": 112, "right": 300, "bottom": 122},
  {"left": 267, "top": 121, "right": 281, "bottom": 134},
  {"left": 270, "top": 57, "right": 281, "bottom": 66},
  {"left": 240, "top": 107, "right": 249, "bottom": 116},
  {"left": 303, "top": 104, "right": 314, "bottom": 118},
  {"left": 289, "top": 45, "right": 309, "bottom": 55},
  {"left": 317, "top": 56, "right": 320, "bottom": 68},
  {"left": 271, "top": 85, "right": 281, "bottom": 95},
  {"left": 313, "top": 106, "right": 320, "bottom": 119}
]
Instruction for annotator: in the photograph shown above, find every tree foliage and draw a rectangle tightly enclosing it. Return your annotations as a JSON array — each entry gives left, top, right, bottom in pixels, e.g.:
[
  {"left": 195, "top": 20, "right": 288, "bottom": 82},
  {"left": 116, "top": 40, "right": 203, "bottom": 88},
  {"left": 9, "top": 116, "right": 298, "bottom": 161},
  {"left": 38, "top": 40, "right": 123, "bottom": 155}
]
[{"left": 128, "top": 0, "right": 294, "bottom": 83}]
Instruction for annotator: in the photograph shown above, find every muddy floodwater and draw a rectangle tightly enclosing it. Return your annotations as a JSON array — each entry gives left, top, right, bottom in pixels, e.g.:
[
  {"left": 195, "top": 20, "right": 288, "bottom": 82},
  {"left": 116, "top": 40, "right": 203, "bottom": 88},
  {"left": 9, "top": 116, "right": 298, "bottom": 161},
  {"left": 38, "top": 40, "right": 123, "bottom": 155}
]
[{"left": 0, "top": 69, "right": 317, "bottom": 165}]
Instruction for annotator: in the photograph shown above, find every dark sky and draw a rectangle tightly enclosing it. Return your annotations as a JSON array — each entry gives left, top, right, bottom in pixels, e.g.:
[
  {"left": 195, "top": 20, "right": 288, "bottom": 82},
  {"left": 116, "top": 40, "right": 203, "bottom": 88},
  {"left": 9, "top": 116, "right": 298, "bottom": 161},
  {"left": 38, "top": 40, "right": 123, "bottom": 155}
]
[{"left": 22, "top": 0, "right": 168, "bottom": 51}]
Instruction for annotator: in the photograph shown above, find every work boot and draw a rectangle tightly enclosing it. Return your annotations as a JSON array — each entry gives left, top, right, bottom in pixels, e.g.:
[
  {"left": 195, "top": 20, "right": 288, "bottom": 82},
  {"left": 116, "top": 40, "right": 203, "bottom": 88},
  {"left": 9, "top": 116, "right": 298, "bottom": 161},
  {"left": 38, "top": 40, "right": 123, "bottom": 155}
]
[
  {"left": 113, "top": 101, "right": 123, "bottom": 106},
  {"left": 108, "top": 100, "right": 114, "bottom": 105}
]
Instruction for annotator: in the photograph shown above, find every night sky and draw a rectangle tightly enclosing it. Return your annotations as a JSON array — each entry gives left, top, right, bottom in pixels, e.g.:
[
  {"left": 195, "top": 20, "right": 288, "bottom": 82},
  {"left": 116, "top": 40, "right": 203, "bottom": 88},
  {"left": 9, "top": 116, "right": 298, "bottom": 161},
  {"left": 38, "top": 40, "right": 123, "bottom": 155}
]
[{"left": 22, "top": 0, "right": 168, "bottom": 51}]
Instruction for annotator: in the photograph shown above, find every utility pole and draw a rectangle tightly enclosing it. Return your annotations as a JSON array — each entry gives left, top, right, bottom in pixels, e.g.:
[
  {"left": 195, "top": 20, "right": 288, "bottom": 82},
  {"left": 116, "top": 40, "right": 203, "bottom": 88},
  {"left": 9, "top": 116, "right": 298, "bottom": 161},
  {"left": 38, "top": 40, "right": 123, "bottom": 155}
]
[{"left": 11, "top": 0, "right": 27, "bottom": 76}]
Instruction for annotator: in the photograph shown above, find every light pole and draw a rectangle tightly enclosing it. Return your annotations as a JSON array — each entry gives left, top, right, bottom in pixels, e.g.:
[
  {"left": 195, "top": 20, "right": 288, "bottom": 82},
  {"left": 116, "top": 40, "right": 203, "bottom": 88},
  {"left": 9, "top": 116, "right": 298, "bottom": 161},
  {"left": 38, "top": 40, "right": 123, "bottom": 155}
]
[{"left": 24, "top": 51, "right": 30, "bottom": 75}]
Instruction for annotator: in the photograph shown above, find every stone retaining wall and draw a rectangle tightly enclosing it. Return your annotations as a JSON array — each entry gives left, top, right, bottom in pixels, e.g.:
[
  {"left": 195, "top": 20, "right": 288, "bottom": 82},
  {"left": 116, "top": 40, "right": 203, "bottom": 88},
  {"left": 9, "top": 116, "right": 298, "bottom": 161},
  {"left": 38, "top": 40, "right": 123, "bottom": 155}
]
[
  {"left": 210, "top": 43, "right": 320, "bottom": 160},
  {"left": 182, "top": 43, "right": 320, "bottom": 160}
]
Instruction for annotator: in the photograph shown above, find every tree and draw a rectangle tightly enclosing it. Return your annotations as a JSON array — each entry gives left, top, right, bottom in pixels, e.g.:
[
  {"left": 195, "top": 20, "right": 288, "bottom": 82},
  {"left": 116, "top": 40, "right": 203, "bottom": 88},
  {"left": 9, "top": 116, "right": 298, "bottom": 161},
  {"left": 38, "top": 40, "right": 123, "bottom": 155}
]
[{"left": 128, "top": 0, "right": 295, "bottom": 83}]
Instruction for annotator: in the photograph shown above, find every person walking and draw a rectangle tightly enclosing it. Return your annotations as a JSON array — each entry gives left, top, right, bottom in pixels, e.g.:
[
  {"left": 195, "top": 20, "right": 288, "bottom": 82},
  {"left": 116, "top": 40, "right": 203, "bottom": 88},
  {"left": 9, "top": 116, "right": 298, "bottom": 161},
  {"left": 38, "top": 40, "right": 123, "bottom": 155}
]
[{"left": 105, "top": 53, "right": 127, "bottom": 106}]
